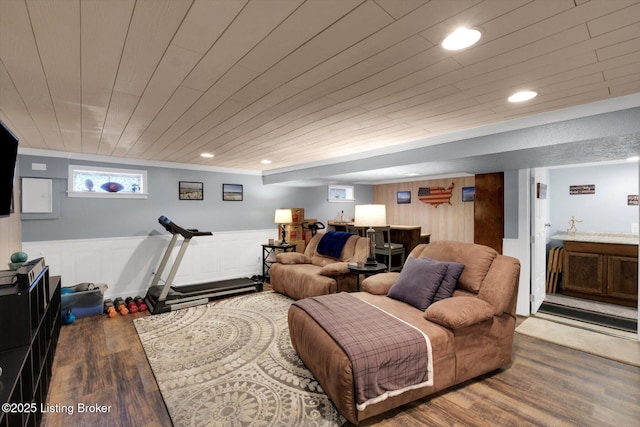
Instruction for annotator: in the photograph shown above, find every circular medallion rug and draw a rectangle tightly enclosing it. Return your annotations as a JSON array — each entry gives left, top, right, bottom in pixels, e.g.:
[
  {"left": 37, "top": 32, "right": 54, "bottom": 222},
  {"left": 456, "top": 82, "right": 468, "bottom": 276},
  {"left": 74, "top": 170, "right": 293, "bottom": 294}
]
[{"left": 134, "top": 291, "right": 345, "bottom": 426}]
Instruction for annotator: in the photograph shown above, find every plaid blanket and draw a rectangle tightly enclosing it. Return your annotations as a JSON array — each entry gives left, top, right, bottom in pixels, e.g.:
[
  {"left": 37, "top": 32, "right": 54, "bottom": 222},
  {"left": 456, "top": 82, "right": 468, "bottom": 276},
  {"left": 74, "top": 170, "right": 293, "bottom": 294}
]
[{"left": 293, "top": 293, "right": 433, "bottom": 410}]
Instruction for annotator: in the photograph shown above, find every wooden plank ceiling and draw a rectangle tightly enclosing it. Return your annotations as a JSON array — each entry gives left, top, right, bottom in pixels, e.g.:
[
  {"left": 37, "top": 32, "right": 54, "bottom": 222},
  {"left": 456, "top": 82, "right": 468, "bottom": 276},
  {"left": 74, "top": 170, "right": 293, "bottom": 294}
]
[{"left": 1, "top": 0, "right": 639, "bottom": 172}]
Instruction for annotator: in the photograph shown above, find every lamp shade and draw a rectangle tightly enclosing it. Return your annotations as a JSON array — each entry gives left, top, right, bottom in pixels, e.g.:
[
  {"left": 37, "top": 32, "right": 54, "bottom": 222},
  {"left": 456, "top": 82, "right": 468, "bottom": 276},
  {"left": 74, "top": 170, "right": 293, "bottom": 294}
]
[
  {"left": 274, "top": 209, "right": 293, "bottom": 224},
  {"left": 354, "top": 204, "right": 387, "bottom": 227}
]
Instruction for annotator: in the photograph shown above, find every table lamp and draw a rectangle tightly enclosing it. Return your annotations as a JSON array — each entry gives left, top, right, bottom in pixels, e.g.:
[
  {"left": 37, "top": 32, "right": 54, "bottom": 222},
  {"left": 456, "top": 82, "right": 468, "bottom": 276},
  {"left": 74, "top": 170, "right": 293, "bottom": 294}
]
[
  {"left": 354, "top": 204, "right": 387, "bottom": 266},
  {"left": 275, "top": 209, "right": 293, "bottom": 245}
]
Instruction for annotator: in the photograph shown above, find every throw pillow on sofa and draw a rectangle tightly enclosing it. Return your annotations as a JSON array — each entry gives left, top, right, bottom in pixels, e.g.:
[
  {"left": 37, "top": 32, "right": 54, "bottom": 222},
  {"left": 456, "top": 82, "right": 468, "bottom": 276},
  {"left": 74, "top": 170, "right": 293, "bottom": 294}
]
[
  {"left": 387, "top": 257, "right": 448, "bottom": 310},
  {"left": 430, "top": 258, "right": 465, "bottom": 302}
]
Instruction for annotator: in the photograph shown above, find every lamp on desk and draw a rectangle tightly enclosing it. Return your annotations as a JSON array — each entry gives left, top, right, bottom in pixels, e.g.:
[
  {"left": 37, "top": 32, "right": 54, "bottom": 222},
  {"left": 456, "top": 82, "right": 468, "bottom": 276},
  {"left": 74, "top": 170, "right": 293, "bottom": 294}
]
[
  {"left": 275, "top": 209, "right": 293, "bottom": 245},
  {"left": 354, "top": 204, "right": 387, "bottom": 266}
]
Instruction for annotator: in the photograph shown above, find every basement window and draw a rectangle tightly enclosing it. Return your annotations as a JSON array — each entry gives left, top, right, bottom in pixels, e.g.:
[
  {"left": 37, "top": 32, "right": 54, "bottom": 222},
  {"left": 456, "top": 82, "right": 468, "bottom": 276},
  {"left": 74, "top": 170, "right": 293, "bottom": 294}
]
[{"left": 67, "top": 165, "right": 148, "bottom": 199}]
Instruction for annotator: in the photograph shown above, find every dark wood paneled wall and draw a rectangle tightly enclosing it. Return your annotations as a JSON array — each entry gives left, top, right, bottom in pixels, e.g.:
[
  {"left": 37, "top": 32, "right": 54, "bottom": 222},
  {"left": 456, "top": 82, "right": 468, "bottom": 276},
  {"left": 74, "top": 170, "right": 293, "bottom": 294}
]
[{"left": 474, "top": 172, "right": 504, "bottom": 253}]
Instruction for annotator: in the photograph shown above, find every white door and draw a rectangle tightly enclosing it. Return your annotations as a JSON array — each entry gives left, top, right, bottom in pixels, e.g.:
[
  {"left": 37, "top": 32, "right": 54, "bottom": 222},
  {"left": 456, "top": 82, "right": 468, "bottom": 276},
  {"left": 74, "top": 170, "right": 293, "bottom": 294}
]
[{"left": 530, "top": 168, "right": 550, "bottom": 314}]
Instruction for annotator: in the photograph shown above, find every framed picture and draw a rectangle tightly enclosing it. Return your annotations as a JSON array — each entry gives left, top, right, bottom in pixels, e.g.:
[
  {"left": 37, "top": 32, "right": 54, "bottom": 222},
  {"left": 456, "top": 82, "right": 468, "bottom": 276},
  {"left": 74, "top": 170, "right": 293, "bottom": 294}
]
[
  {"left": 179, "top": 181, "right": 203, "bottom": 200},
  {"left": 397, "top": 191, "right": 411, "bottom": 204},
  {"left": 222, "top": 183, "right": 243, "bottom": 201},
  {"left": 327, "top": 185, "right": 354, "bottom": 202},
  {"left": 462, "top": 186, "right": 475, "bottom": 202},
  {"left": 537, "top": 183, "right": 547, "bottom": 199}
]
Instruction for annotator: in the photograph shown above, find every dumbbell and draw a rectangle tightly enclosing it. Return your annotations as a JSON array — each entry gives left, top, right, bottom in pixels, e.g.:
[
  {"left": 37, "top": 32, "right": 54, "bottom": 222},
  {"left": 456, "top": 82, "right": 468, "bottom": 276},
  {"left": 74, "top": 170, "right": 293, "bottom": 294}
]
[
  {"left": 134, "top": 296, "right": 148, "bottom": 312},
  {"left": 103, "top": 299, "right": 117, "bottom": 318},
  {"left": 125, "top": 297, "right": 139, "bottom": 313},
  {"left": 113, "top": 297, "right": 129, "bottom": 315}
]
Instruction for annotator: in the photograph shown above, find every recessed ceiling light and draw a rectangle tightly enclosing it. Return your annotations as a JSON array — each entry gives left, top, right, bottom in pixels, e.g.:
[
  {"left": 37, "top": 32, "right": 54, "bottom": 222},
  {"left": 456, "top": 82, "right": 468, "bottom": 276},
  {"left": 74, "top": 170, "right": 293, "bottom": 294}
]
[
  {"left": 441, "top": 27, "right": 482, "bottom": 51},
  {"left": 627, "top": 156, "right": 639, "bottom": 161},
  {"left": 200, "top": 152, "right": 214, "bottom": 158},
  {"left": 405, "top": 172, "right": 420, "bottom": 177},
  {"left": 260, "top": 159, "right": 272, "bottom": 164},
  {"left": 508, "top": 90, "right": 537, "bottom": 103}
]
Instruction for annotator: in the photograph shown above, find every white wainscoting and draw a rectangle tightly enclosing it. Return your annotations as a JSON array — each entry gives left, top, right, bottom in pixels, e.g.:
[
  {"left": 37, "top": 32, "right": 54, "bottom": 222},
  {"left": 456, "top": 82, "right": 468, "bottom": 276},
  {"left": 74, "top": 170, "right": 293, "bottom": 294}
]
[
  {"left": 503, "top": 237, "right": 531, "bottom": 317},
  {"left": 23, "top": 229, "right": 275, "bottom": 299}
]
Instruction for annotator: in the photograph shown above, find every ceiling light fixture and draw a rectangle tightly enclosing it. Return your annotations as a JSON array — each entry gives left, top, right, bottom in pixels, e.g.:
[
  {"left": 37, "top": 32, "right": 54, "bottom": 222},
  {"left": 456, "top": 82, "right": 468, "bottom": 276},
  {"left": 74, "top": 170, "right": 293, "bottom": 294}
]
[
  {"left": 508, "top": 91, "right": 538, "bottom": 103},
  {"left": 261, "top": 159, "right": 272, "bottom": 164},
  {"left": 441, "top": 27, "right": 482, "bottom": 51},
  {"left": 627, "top": 156, "right": 639, "bottom": 161},
  {"left": 405, "top": 172, "right": 420, "bottom": 177},
  {"left": 200, "top": 152, "right": 214, "bottom": 158}
]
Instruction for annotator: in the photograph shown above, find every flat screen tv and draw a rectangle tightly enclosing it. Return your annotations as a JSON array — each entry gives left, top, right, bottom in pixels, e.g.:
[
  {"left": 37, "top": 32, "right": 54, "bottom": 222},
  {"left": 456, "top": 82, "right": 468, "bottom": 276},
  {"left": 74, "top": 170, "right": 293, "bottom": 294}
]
[{"left": 0, "top": 121, "right": 19, "bottom": 216}]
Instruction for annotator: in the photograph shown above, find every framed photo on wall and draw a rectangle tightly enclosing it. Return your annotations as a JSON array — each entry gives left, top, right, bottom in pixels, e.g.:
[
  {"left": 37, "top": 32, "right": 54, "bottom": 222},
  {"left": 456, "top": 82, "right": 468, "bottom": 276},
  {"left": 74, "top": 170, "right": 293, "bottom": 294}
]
[
  {"left": 462, "top": 186, "right": 475, "bottom": 202},
  {"left": 397, "top": 191, "right": 411, "bottom": 204},
  {"left": 179, "top": 181, "right": 203, "bottom": 200},
  {"left": 222, "top": 183, "right": 243, "bottom": 201}
]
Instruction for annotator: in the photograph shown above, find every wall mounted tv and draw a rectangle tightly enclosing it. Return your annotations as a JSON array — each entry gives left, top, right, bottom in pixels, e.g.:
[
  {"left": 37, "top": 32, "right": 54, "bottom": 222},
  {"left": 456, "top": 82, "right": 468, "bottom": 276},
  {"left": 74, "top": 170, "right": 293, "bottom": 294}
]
[{"left": 0, "top": 120, "right": 19, "bottom": 216}]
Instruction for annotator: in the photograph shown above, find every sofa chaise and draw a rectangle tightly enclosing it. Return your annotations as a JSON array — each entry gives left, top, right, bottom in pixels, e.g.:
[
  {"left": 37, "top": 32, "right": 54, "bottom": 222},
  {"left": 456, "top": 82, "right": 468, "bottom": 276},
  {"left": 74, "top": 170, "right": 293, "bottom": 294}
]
[
  {"left": 270, "top": 231, "right": 370, "bottom": 300},
  {"left": 287, "top": 240, "right": 521, "bottom": 424}
]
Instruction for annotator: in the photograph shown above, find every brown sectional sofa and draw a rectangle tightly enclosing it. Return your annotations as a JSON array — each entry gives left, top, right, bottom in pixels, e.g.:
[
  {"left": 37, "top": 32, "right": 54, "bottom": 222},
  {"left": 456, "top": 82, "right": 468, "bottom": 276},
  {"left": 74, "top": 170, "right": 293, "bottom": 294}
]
[
  {"left": 287, "top": 240, "right": 521, "bottom": 424},
  {"left": 270, "top": 231, "right": 370, "bottom": 300}
]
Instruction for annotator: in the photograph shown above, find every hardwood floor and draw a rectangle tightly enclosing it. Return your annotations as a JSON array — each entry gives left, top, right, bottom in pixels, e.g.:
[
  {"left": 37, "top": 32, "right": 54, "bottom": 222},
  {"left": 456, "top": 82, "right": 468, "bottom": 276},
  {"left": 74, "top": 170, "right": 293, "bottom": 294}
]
[{"left": 42, "top": 305, "right": 639, "bottom": 427}]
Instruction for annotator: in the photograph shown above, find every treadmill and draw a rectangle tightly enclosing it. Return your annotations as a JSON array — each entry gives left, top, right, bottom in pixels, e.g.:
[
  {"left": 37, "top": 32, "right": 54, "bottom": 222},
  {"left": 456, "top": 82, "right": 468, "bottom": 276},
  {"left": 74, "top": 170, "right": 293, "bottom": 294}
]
[{"left": 144, "top": 215, "right": 262, "bottom": 314}]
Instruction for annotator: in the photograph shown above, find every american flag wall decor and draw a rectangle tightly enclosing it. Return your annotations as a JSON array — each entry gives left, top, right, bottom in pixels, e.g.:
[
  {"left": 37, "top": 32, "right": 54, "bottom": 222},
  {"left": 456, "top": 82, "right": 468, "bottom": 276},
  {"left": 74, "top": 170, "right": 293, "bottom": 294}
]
[{"left": 418, "top": 183, "right": 455, "bottom": 207}]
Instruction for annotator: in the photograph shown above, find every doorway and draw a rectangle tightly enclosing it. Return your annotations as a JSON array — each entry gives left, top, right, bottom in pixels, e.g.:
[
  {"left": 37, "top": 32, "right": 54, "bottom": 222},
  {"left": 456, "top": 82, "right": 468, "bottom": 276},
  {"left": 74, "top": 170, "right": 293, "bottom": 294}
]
[{"left": 531, "top": 163, "right": 639, "bottom": 335}]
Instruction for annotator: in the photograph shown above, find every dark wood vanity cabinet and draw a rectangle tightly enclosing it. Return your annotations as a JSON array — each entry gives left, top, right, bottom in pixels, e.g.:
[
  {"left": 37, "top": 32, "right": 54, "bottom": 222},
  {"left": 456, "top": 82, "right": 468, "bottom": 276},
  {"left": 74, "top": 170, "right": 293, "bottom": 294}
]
[{"left": 563, "top": 240, "right": 638, "bottom": 307}]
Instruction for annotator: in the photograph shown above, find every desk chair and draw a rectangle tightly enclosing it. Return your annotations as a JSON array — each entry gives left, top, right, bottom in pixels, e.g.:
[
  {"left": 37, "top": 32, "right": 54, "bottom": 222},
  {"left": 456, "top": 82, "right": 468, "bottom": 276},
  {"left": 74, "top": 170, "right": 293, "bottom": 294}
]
[{"left": 373, "top": 227, "right": 405, "bottom": 272}]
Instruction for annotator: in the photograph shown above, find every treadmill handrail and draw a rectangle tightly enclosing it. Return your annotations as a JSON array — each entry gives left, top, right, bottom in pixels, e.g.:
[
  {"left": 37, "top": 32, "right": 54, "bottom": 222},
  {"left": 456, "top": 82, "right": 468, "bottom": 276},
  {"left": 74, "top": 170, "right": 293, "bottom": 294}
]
[{"left": 158, "top": 215, "right": 213, "bottom": 238}]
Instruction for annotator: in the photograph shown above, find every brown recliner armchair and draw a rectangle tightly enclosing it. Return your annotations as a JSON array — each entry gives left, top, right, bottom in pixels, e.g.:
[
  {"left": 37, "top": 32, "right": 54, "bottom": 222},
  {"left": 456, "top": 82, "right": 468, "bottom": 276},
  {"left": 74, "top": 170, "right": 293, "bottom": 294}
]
[
  {"left": 287, "top": 240, "right": 521, "bottom": 424},
  {"left": 270, "top": 231, "right": 370, "bottom": 300}
]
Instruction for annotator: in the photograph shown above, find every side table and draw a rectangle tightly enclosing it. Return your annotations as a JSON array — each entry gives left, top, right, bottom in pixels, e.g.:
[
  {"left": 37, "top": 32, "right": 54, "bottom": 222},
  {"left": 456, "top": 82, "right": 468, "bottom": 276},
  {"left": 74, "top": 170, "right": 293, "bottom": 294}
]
[
  {"left": 348, "top": 262, "right": 387, "bottom": 291},
  {"left": 262, "top": 243, "right": 297, "bottom": 282}
]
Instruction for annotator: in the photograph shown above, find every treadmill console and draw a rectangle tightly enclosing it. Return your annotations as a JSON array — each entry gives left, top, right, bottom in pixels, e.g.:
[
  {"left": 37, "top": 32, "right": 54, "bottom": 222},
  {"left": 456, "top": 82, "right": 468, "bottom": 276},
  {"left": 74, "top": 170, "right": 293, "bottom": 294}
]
[{"left": 157, "top": 215, "right": 213, "bottom": 238}]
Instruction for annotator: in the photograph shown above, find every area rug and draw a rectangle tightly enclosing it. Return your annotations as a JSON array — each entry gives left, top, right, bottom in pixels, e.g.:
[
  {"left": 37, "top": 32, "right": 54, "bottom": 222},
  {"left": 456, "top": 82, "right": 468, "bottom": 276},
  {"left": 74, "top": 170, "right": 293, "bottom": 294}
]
[
  {"left": 516, "top": 316, "right": 640, "bottom": 367},
  {"left": 134, "top": 291, "right": 345, "bottom": 426}
]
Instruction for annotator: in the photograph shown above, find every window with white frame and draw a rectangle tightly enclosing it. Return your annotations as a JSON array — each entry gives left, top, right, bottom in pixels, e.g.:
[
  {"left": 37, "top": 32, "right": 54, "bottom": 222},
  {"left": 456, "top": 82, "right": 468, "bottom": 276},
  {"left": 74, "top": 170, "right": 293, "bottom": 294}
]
[{"left": 67, "top": 165, "right": 148, "bottom": 198}]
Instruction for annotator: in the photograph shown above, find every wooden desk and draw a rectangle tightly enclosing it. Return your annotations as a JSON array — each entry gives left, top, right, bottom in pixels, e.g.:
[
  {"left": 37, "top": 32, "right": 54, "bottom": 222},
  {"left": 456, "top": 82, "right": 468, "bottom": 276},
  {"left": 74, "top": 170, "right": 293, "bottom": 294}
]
[{"left": 328, "top": 222, "right": 429, "bottom": 254}]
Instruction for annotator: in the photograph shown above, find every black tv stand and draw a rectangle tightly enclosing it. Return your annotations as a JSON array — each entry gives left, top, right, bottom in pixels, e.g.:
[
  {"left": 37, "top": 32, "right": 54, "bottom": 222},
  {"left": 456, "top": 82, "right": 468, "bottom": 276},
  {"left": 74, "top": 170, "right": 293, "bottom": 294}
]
[{"left": 0, "top": 265, "right": 61, "bottom": 427}]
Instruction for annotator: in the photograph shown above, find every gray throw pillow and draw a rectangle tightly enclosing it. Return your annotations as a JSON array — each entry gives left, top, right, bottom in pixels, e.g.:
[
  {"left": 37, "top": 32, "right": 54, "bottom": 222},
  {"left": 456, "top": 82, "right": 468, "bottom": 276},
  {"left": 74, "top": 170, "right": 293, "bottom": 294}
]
[
  {"left": 387, "top": 257, "right": 448, "bottom": 310},
  {"left": 431, "top": 259, "right": 465, "bottom": 302}
]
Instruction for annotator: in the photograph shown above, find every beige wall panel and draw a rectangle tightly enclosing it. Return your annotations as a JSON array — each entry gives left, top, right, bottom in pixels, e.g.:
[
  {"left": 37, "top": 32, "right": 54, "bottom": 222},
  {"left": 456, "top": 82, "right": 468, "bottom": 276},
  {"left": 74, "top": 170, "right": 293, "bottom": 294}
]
[
  {"left": 97, "top": 91, "right": 139, "bottom": 155},
  {"left": 292, "top": 35, "right": 433, "bottom": 92},
  {"left": 237, "top": 0, "right": 363, "bottom": 74},
  {"left": 360, "top": 59, "right": 461, "bottom": 111},
  {"left": 172, "top": 0, "right": 247, "bottom": 55},
  {"left": 597, "top": 37, "right": 640, "bottom": 61},
  {"left": 375, "top": 0, "right": 429, "bottom": 19},
  {"left": 609, "top": 79, "right": 640, "bottom": 97},
  {"left": 419, "top": 0, "right": 534, "bottom": 45},
  {"left": 80, "top": 0, "right": 134, "bottom": 153},
  {"left": 182, "top": 0, "right": 301, "bottom": 92},
  {"left": 102, "top": 0, "right": 191, "bottom": 153},
  {"left": 114, "top": 0, "right": 191, "bottom": 97},
  {"left": 455, "top": 25, "right": 591, "bottom": 91},
  {"left": 588, "top": 2, "right": 640, "bottom": 37},
  {"left": 148, "top": 66, "right": 259, "bottom": 159},
  {"left": 501, "top": 88, "right": 611, "bottom": 119},
  {"left": 113, "top": 45, "right": 202, "bottom": 157},
  {"left": 374, "top": 176, "right": 475, "bottom": 244},
  {"left": 132, "top": 86, "right": 203, "bottom": 158},
  {"left": 0, "top": 0, "right": 63, "bottom": 150},
  {"left": 28, "top": 0, "right": 81, "bottom": 152},
  {"left": 0, "top": 66, "right": 45, "bottom": 147}
]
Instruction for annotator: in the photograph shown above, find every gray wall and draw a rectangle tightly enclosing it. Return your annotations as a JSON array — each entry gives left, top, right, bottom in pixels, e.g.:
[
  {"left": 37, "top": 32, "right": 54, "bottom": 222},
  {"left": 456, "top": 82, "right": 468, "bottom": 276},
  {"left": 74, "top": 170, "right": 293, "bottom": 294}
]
[
  {"left": 503, "top": 169, "right": 520, "bottom": 239},
  {"left": 18, "top": 155, "right": 373, "bottom": 241},
  {"left": 549, "top": 162, "right": 639, "bottom": 234}
]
